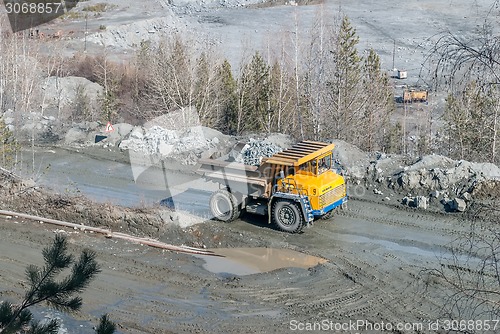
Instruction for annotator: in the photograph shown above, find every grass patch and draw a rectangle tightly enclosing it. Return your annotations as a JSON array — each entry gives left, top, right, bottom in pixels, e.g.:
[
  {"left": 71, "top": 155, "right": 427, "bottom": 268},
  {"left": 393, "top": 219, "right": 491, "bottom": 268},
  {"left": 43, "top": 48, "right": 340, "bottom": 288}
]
[
  {"left": 61, "top": 11, "right": 83, "bottom": 20},
  {"left": 82, "top": 3, "right": 109, "bottom": 12}
]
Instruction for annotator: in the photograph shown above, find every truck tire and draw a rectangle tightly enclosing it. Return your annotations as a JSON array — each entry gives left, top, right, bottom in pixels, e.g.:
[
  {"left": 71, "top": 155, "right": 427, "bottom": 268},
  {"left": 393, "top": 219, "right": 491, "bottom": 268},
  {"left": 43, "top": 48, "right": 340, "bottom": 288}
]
[
  {"left": 272, "top": 199, "right": 304, "bottom": 233},
  {"left": 209, "top": 189, "right": 240, "bottom": 222}
]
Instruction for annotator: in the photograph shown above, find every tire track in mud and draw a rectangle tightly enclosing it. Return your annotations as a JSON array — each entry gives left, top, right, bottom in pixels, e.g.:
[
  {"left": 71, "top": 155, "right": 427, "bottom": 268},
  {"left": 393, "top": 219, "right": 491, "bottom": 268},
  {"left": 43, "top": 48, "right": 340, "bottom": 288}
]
[
  {"left": 218, "top": 199, "right": 469, "bottom": 331},
  {"left": 0, "top": 197, "right": 483, "bottom": 333}
]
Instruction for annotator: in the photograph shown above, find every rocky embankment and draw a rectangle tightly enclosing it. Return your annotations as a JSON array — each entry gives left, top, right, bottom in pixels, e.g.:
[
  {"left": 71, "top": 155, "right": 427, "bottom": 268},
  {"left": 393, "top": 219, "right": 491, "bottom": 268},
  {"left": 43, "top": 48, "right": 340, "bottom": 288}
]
[
  {"left": 3, "top": 95, "right": 500, "bottom": 215},
  {"left": 333, "top": 141, "right": 500, "bottom": 213}
]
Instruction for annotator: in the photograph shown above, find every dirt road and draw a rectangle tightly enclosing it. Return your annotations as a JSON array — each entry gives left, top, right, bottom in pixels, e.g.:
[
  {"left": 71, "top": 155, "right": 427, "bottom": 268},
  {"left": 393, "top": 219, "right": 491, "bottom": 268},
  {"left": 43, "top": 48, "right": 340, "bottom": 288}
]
[{"left": 0, "top": 196, "right": 485, "bottom": 333}]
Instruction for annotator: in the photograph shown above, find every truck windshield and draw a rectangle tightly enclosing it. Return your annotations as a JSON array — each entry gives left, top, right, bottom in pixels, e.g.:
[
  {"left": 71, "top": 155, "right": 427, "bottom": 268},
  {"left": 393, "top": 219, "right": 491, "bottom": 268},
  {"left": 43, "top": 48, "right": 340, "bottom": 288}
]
[
  {"left": 317, "top": 154, "right": 332, "bottom": 174},
  {"left": 298, "top": 154, "right": 332, "bottom": 175}
]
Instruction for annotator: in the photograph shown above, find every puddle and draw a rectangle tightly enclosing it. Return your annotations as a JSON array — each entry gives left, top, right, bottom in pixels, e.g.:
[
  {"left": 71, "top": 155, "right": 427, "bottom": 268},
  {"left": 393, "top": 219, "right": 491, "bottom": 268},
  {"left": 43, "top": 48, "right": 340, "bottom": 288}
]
[{"left": 195, "top": 247, "right": 327, "bottom": 276}]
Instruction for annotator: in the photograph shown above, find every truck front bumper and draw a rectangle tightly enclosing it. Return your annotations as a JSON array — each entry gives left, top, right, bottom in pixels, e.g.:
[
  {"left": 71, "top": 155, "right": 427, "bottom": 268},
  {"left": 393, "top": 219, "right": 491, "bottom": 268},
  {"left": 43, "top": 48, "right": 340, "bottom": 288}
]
[{"left": 311, "top": 196, "right": 348, "bottom": 217}]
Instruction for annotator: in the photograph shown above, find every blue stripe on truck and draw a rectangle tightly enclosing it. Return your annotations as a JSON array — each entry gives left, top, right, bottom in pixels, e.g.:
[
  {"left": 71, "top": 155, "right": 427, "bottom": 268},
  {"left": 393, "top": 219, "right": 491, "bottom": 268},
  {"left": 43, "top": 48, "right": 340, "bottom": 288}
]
[{"left": 311, "top": 196, "right": 348, "bottom": 216}]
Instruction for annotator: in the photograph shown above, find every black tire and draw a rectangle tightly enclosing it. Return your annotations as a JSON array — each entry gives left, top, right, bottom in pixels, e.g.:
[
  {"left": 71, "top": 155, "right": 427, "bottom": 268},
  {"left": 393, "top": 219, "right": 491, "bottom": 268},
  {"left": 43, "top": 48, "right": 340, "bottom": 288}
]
[
  {"left": 271, "top": 199, "right": 304, "bottom": 233},
  {"left": 209, "top": 189, "right": 240, "bottom": 222}
]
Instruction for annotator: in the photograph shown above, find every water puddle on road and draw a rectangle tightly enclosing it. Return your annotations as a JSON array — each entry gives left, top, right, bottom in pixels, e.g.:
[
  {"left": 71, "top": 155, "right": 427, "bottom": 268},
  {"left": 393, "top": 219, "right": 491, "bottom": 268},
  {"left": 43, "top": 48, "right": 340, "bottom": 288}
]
[{"left": 195, "top": 248, "right": 327, "bottom": 276}]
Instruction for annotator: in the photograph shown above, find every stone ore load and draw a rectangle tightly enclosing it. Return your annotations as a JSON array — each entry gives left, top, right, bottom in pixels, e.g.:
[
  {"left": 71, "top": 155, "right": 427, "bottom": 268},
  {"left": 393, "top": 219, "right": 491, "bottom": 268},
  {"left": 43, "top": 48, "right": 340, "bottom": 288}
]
[{"left": 236, "top": 139, "right": 283, "bottom": 166}]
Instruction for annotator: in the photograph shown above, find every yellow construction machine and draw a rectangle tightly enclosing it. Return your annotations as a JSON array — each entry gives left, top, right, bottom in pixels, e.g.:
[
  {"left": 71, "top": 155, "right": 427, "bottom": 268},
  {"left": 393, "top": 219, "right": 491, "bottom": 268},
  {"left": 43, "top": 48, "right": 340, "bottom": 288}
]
[{"left": 197, "top": 141, "right": 347, "bottom": 233}]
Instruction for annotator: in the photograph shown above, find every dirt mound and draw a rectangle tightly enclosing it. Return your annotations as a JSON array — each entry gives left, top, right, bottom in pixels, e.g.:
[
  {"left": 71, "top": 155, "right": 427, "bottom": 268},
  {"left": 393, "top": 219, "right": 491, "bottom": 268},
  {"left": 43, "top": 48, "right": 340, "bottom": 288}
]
[
  {"left": 331, "top": 139, "right": 371, "bottom": 179},
  {"left": 0, "top": 168, "right": 207, "bottom": 241}
]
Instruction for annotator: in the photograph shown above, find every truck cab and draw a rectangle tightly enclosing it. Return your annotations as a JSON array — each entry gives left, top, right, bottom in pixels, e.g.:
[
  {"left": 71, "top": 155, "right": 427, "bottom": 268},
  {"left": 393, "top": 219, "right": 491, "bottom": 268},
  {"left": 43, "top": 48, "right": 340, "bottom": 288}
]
[{"left": 274, "top": 146, "right": 347, "bottom": 218}]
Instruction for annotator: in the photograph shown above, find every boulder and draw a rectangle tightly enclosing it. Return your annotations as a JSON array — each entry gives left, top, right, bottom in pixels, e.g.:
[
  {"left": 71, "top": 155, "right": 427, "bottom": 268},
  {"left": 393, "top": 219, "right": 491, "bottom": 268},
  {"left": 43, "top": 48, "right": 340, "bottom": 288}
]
[
  {"left": 429, "top": 190, "right": 440, "bottom": 198},
  {"left": 461, "top": 192, "right": 472, "bottom": 201},
  {"left": 64, "top": 127, "right": 87, "bottom": 144},
  {"left": 414, "top": 196, "right": 428, "bottom": 210},
  {"left": 450, "top": 198, "right": 467, "bottom": 212}
]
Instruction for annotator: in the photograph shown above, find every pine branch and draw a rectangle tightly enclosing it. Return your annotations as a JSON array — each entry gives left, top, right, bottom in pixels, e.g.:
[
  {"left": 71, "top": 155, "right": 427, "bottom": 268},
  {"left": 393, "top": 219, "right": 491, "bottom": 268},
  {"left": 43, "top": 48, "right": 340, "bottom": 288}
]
[
  {"left": 2, "top": 235, "right": 101, "bottom": 332},
  {"left": 95, "top": 314, "right": 116, "bottom": 334},
  {"left": 26, "top": 318, "right": 59, "bottom": 334}
]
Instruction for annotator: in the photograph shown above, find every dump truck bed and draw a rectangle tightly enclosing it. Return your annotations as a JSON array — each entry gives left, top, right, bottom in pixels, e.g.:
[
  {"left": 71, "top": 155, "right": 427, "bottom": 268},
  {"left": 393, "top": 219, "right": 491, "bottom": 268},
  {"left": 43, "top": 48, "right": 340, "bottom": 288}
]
[
  {"left": 196, "top": 158, "right": 268, "bottom": 197},
  {"left": 197, "top": 141, "right": 338, "bottom": 198},
  {"left": 263, "top": 141, "right": 335, "bottom": 167}
]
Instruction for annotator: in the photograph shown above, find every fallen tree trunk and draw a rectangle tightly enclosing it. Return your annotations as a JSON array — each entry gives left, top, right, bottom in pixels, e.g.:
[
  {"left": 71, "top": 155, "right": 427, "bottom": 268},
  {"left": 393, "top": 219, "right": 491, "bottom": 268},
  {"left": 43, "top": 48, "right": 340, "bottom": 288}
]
[{"left": 0, "top": 209, "right": 220, "bottom": 256}]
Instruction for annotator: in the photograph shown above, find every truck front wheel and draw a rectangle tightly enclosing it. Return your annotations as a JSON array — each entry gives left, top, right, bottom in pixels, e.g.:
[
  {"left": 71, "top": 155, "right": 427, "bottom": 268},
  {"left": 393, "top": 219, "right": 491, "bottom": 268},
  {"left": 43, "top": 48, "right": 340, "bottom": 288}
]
[
  {"left": 272, "top": 200, "right": 304, "bottom": 233},
  {"left": 209, "top": 189, "right": 240, "bottom": 222}
]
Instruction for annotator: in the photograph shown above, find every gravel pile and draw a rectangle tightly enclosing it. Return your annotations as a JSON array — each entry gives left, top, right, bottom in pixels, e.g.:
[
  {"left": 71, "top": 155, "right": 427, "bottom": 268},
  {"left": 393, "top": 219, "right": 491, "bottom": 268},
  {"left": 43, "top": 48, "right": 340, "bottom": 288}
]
[
  {"left": 235, "top": 139, "right": 283, "bottom": 166},
  {"left": 85, "top": 16, "right": 182, "bottom": 50},
  {"left": 361, "top": 153, "right": 500, "bottom": 211},
  {"left": 119, "top": 125, "right": 228, "bottom": 164}
]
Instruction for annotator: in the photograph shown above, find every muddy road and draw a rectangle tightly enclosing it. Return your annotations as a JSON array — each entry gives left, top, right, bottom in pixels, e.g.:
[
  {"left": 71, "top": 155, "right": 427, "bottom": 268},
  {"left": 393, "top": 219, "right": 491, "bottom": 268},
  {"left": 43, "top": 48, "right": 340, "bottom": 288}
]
[{"left": 0, "top": 179, "right": 486, "bottom": 334}]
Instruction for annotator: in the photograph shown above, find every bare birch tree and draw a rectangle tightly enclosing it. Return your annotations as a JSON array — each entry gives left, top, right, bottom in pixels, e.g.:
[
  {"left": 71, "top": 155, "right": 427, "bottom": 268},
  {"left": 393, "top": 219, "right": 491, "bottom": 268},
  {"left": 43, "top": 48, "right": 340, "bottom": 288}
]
[{"left": 428, "top": 5, "right": 500, "bottom": 162}]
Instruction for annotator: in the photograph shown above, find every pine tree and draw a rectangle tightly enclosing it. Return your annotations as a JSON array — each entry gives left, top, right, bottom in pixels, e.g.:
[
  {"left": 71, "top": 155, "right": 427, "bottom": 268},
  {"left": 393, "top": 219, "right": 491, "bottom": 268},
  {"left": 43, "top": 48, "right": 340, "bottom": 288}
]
[
  {"left": 326, "top": 15, "right": 363, "bottom": 142},
  {"left": 95, "top": 314, "right": 116, "bottom": 334},
  {"left": 217, "top": 59, "right": 238, "bottom": 135},
  {"left": 0, "top": 234, "right": 115, "bottom": 334},
  {"left": 383, "top": 122, "right": 403, "bottom": 154},
  {"left": 361, "top": 48, "right": 394, "bottom": 151},
  {"left": 239, "top": 52, "right": 271, "bottom": 133}
]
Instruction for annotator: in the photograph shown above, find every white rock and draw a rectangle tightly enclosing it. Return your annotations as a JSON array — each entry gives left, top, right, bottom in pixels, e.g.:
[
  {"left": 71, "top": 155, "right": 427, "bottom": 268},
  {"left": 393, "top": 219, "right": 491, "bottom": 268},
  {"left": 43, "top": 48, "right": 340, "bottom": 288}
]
[
  {"left": 429, "top": 190, "right": 440, "bottom": 198},
  {"left": 414, "top": 196, "right": 428, "bottom": 210},
  {"left": 462, "top": 192, "right": 472, "bottom": 201},
  {"left": 451, "top": 198, "right": 467, "bottom": 212}
]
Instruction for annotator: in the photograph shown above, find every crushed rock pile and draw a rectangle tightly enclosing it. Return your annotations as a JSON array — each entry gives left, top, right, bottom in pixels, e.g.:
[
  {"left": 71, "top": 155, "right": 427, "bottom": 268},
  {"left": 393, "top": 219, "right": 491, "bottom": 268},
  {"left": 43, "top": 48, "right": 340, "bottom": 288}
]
[
  {"left": 119, "top": 125, "right": 231, "bottom": 165},
  {"left": 85, "top": 16, "right": 182, "bottom": 50},
  {"left": 234, "top": 139, "right": 283, "bottom": 166},
  {"left": 362, "top": 153, "right": 500, "bottom": 211}
]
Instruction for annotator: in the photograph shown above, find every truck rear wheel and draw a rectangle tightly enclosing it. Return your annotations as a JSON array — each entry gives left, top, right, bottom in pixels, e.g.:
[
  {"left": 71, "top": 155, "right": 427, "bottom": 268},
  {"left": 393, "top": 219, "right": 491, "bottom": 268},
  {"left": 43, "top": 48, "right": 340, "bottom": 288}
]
[
  {"left": 272, "top": 199, "right": 304, "bottom": 233},
  {"left": 209, "top": 189, "right": 240, "bottom": 222}
]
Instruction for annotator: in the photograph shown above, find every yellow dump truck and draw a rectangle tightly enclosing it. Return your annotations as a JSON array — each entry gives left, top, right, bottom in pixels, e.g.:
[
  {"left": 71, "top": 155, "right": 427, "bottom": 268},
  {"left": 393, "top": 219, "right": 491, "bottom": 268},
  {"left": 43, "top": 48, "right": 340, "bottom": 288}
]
[
  {"left": 197, "top": 141, "right": 348, "bottom": 233},
  {"left": 403, "top": 89, "right": 428, "bottom": 103}
]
